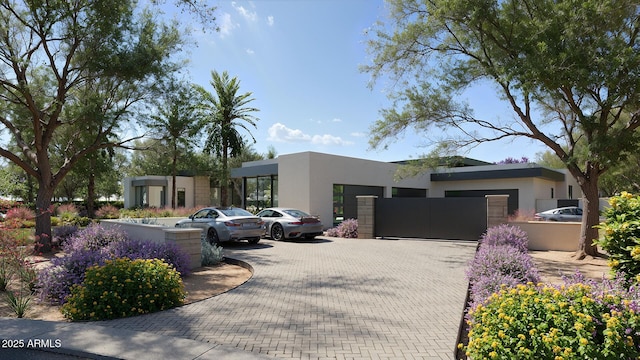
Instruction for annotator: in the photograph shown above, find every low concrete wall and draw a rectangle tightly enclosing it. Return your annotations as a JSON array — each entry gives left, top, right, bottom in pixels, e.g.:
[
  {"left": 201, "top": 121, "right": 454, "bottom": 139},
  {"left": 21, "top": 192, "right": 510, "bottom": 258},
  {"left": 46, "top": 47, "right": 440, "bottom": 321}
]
[
  {"left": 100, "top": 219, "right": 201, "bottom": 270},
  {"left": 511, "top": 221, "right": 581, "bottom": 251}
]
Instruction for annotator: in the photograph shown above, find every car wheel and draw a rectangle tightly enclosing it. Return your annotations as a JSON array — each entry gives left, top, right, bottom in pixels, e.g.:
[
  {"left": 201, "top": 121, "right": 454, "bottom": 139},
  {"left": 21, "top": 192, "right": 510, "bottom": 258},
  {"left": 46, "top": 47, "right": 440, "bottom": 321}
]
[
  {"left": 207, "top": 228, "right": 220, "bottom": 245},
  {"left": 271, "top": 223, "right": 284, "bottom": 241},
  {"left": 248, "top": 237, "right": 260, "bottom": 244}
]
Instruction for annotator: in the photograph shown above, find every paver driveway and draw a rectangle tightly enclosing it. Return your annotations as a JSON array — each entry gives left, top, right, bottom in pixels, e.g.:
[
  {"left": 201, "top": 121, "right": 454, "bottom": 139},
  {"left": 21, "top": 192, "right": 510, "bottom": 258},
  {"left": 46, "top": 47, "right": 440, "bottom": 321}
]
[{"left": 100, "top": 237, "right": 476, "bottom": 359}]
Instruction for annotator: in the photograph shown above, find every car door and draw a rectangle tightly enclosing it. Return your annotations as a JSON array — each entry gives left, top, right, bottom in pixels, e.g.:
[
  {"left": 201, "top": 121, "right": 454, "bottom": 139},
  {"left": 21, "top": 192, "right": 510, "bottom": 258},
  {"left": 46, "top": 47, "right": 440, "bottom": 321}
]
[
  {"left": 190, "top": 209, "right": 217, "bottom": 232},
  {"left": 257, "top": 209, "right": 276, "bottom": 234}
]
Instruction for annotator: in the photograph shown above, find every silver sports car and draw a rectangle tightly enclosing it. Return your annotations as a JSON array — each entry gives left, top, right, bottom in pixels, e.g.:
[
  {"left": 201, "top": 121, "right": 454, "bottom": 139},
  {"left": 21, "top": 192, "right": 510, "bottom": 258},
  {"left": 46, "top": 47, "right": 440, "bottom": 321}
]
[{"left": 256, "top": 208, "right": 324, "bottom": 240}]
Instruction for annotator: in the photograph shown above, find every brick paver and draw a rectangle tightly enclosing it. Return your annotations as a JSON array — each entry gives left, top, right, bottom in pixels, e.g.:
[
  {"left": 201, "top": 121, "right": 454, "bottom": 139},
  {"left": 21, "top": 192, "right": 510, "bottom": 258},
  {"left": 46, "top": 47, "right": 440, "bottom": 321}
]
[{"left": 100, "top": 237, "right": 476, "bottom": 359}]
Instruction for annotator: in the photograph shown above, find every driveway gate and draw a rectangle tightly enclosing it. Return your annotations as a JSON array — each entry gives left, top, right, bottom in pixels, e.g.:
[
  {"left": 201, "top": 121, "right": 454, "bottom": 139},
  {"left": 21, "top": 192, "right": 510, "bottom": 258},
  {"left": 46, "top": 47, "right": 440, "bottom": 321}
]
[{"left": 374, "top": 197, "right": 487, "bottom": 240}]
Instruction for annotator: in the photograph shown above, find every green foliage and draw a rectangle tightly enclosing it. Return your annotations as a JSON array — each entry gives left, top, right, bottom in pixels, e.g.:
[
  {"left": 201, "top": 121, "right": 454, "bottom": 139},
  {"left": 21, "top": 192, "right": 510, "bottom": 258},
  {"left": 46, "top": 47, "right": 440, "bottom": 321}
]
[
  {"left": 462, "top": 282, "right": 640, "bottom": 359},
  {"left": 201, "top": 239, "right": 224, "bottom": 266},
  {"left": 596, "top": 192, "right": 640, "bottom": 283},
  {"left": 5, "top": 287, "right": 32, "bottom": 318},
  {"left": 195, "top": 70, "right": 259, "bottom": 206},
  {"left": 62, "top": 258, "right": 186, "bottom": 321},
  {"left": 0, "top": 258, "right": 14, "bottom": 292},
  {"left": 365, "top": 0, "right": 640, "bottom": 254},
  {"left": 0, "top": 223, "right": 35, "bottom": 317}
]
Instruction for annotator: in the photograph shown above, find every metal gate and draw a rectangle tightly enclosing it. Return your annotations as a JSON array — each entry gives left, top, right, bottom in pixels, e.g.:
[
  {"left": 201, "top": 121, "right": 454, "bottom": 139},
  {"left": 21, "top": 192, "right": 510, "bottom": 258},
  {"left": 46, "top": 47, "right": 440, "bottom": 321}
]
[{"left": 375, "top": 197, "right": 487, "bottom": 240}]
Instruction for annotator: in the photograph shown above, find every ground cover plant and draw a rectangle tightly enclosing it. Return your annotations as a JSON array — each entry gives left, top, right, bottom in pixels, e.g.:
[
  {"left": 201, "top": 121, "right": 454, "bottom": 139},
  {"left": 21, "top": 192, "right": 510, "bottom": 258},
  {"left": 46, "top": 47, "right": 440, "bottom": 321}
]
[{"left": 61, "top": 258, "right": 186, "bottom": 321}]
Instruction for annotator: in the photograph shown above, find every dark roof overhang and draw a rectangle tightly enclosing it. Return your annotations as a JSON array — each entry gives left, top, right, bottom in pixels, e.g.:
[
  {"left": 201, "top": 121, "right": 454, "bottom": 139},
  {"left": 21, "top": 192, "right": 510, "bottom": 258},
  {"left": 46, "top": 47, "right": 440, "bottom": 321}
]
[
  {"left": 430, "top": 167, "right": 565, "bottom": 182},
  {"left": 231, "top": 163, "right": 278, "bottom": 178}
]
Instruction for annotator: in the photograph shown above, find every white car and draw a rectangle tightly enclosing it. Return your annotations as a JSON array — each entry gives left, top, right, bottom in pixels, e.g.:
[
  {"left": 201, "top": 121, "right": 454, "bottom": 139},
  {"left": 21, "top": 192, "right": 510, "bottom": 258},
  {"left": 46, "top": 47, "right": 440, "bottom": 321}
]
[
  {"left": 534, "top": 206, "right": 583, "bottom": 222},
  {"left": 256, "top": 208, "right": 324, "bottom": 241}
]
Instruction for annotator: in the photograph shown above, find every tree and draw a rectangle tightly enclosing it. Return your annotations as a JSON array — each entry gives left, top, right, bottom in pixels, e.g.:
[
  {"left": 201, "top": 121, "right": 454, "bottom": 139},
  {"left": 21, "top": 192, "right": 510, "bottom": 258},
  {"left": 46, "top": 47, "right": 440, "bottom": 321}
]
[
  {"left": 364, "top": 0, "right": 640, "bottom": 258},
  {"left": 0, "top": 1, "right": 183, "bottom": 252},
  {"left": 196, "top": 71, "right": 259, "bottom": 207},
  {"left": 146, "top": 79, "right": 202, "bottom": 208}
]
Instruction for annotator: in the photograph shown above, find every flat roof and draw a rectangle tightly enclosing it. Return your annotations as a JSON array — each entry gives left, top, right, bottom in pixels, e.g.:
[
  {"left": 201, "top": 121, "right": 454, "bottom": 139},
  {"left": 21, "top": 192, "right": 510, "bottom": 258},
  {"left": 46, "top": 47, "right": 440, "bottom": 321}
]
[{"left": 431, "top": 166, "right": 565, "bottom": 182}]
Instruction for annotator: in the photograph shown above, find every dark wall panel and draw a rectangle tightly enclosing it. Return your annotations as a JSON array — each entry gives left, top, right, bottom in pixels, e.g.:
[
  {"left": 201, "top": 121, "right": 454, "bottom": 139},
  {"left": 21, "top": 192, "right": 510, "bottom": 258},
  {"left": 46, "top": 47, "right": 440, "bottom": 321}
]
[{"left": 375, "top": 197, "right": 486, "bottom": 240}]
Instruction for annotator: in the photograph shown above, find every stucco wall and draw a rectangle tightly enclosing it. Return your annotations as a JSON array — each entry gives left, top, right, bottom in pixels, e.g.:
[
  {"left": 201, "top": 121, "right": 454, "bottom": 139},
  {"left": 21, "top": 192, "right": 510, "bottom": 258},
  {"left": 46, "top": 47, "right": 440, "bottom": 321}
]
[
  {"left": 512, "top": 221, "right": 581, "bottom": 251},
  {"left": 123, "top": 176, "right": 207, "bottom": 209},
  {"left": 278, "top": 152, "right": 429, "bottom": 229}
]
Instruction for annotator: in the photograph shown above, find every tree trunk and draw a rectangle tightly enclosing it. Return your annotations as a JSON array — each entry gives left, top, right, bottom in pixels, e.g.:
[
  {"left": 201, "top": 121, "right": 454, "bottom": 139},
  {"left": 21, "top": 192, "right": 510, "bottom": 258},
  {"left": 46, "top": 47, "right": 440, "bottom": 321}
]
[
  {"left": 34, "top": 184, "right": 54, "bottom": 254},
  {"left": 575, "top": 169, "right": 601, "bottom": 259},
  {"left": 221, "top": 143, "right": 229, "bottom": 207},
  {"left": 87, "top": 171, "right": 96, "bottom": 218},
  {"left": 86, "top": 156, "right": 96, "bottom": 218},
  {"left": 171, "top": 142, "right": 177, "bottom": 209}
]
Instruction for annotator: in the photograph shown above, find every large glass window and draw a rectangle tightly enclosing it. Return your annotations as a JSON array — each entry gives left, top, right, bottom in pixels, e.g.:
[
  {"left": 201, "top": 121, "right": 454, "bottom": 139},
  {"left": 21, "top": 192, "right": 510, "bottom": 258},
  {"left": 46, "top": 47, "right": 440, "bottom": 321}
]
[
  {"left": 244, "top": 175, "right": 278, "bottom": 213},
  {"left": 333, "top": 184, "right": 344, "bottom": 226}
]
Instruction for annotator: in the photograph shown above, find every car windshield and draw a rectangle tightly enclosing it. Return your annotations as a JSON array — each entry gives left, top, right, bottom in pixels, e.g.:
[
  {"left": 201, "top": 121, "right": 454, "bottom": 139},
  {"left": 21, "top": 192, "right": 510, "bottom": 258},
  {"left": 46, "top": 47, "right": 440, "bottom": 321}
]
[
  {"left": 219, "top": 208, "right": 254, "bottom": 217},
  {"left": 284, "top": 209, "right": 310, "bottom": 218}
]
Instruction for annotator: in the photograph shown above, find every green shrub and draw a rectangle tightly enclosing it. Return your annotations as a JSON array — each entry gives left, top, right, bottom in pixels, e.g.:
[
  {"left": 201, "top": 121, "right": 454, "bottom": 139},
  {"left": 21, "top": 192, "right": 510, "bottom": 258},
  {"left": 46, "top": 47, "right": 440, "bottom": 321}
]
[
  {"left": 61, "top": 258, "right": 186, "bottom": 321},
  {"left": 596, "top": 191, "right": 640, "bottom": 283},
  {"left": 462, "top": 282, "right": 640, "bottom": 359}
]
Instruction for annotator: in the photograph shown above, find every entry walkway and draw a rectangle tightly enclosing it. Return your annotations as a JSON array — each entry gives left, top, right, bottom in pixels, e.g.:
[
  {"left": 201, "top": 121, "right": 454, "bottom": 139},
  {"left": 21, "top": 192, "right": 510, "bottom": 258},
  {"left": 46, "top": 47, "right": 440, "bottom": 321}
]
[{"left": 98, "top": 237, "right": 476, "bottom": 359}]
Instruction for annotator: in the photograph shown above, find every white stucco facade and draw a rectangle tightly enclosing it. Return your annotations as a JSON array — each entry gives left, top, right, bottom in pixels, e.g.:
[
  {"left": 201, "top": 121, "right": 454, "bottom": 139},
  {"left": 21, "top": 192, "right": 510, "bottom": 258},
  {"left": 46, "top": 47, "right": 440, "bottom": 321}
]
[
  {"left": 277, "top": 152, "right": 429, "bottom": 228},
  {"left": 123, "top": 175, "right": 211, "bottom": 209},
  {"left": 229, "top": 151, "right": 583, "bottom": 229}
]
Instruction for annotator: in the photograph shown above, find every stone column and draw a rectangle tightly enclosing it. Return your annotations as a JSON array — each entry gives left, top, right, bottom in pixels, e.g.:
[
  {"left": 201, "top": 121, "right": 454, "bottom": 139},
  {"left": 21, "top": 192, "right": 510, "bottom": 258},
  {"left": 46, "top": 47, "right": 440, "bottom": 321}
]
[
  {"left": 486, "top": 195, "right": 509, "bottom": 228},
  {"left": 356, "top": 195, "right": 378, "bottom": 239}
]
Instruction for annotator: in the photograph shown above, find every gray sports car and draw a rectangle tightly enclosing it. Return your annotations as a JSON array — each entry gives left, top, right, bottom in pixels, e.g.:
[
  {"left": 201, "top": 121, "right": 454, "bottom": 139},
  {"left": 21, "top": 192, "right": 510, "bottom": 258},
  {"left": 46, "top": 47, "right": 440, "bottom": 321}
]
[
  {"left": 256, "top": 208, "right": 324, "bottom": 240},
  {"left": 176, "top": 207, "right": 263, "bottom": 245}
]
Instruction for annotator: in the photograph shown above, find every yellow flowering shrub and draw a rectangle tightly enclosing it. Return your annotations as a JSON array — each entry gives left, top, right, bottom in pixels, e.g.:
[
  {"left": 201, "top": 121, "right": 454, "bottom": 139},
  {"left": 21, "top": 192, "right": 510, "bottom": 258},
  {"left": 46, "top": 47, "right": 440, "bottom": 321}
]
[
  {"left": 461, "top": 283, "right": 640, "bottom": 359},
  {"left": 62, "top": 258, "right": 186, "bottom": 321},
  {"left": 596, "top": 192, "right": 640, "bottom": 283}
]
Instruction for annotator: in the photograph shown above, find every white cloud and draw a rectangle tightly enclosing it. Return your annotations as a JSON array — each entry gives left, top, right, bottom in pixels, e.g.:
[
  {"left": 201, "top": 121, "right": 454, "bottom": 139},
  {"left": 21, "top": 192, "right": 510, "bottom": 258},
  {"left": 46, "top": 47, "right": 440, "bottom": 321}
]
[
  {"left": 350, "top": 132, "right": 367, "bottom": 138},
  {"left": 232, "top": 2, "right": 257, "bottom": 22},
  {"left": 268, "top": 123, "right": 311, "bottom": 142},
  {"left": 246, "top": 48, "right": 255, "bottom": 55},
  {"left": 332, "top": 118, "right": 342, "bottom": 122},
  {"left": 267, "top": 16, "right": 274, "bottom": 26},
  {"left": 267, "top": 123, "right": 353, "bottom": 146},
  {"left": 218, "top": 13, "right": 237, "bottom": 38},
  {"left": 311, "top": 134, "right": 353, "bottom": 146}
]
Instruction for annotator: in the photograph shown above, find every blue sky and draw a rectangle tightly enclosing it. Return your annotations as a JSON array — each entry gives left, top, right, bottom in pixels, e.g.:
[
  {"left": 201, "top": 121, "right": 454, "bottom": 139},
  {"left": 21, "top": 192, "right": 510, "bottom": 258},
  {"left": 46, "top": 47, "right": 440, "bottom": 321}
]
[{"left": 170, "top": 0, "right": 549, "bottom": 163}]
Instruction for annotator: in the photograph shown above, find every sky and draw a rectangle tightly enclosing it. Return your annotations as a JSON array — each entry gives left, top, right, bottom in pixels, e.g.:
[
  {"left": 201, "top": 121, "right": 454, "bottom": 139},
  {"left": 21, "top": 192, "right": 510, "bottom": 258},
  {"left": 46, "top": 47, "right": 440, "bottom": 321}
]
[{"left": 166, "top": 0, "right": 550, "bottom": 164}]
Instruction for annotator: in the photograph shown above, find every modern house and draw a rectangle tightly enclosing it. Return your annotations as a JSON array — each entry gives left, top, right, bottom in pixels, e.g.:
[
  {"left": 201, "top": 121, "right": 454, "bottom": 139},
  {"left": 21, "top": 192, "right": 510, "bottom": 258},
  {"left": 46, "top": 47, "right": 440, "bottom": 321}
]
[
  {"left": 122, "top": 175, "right": 212, "bottom": 209},
  {"left": 229, "top": 151, "right": 581, "bottom": 228}
]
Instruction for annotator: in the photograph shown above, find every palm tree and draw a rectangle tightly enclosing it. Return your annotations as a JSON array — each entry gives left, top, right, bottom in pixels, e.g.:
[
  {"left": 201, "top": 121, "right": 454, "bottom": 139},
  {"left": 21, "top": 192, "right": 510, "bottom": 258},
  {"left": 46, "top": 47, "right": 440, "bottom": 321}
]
[
  {"left": 196, "top": 71, "right": 259, "bottom": 207},
  {"left": 147, "top": 79, "right": 202, "bottom": 209}
]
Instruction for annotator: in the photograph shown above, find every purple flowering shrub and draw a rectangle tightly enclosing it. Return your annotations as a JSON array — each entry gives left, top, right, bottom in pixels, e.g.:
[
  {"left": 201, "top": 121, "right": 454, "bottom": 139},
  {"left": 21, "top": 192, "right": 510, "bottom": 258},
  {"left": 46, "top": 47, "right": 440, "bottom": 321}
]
[
  {"left": 63, "top": 223, "right": 129, "bottom": 253},
  {"left": 52, "top": 225, "right": 79, "bottom": 248},
  {"left": 466, "top": 244, "right": 540, "bottom": 305},
  {"left": 110, "top": 239, "right": 191, "bottom": 276},
  {"left": 38, "top": 224, "right": 191, "bottom": 304},
  {"left": 325, "top": 218, "right": 358, "bottom": 238},
  {"left": 479, "top": 223, "right": 528, "bottom": 253},
  {"left": 37, "top": 248, "right": 111, "bottom": 305}
]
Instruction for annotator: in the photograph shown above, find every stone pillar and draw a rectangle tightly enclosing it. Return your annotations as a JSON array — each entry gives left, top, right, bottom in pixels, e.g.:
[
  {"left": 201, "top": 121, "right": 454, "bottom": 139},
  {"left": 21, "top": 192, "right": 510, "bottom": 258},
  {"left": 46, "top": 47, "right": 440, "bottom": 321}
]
[
  {"left": 486, "top": 195, "right": 509, "bottom": 228},
  {"left": 356, "top": 195, "right": 378, "bottom": 239},
  {"left": 163, "top": 228, "right": 202, "bottom": 270}
]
